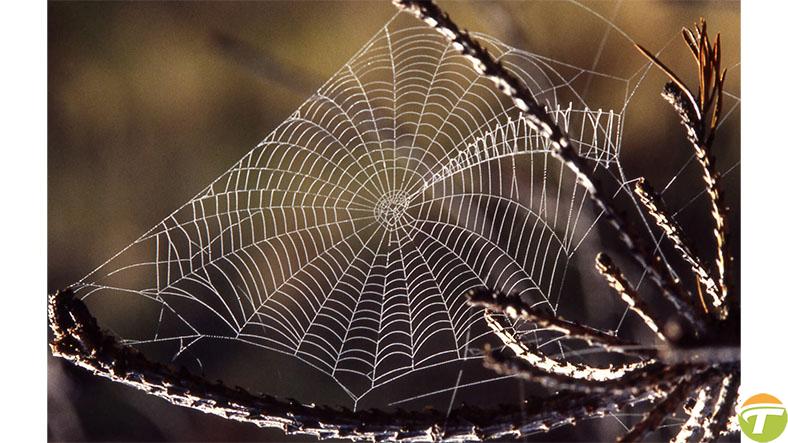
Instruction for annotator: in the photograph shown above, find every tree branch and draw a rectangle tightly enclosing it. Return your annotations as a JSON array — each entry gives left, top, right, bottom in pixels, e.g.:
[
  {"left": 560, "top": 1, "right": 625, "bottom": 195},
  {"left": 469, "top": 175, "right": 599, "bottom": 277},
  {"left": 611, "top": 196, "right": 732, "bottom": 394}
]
[{"left": 49, "top": 288, "right": 660, "bottom": 441}]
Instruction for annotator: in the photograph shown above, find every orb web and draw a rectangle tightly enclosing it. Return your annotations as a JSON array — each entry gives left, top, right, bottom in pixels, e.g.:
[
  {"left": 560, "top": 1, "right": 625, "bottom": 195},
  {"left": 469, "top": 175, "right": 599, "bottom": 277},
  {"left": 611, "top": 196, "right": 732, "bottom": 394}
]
[{"left": 67, "top": 7, "right": 738, "bottom": 415}]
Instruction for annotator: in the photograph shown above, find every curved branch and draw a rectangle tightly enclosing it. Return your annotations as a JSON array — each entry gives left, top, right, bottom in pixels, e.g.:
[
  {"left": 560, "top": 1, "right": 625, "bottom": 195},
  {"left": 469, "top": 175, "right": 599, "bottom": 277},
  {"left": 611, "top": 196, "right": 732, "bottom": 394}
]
[
  {"left": 481, "top": 310, "right": 654, "bottom": 385},
  {"left": 468, "top": 288, "right": 655, "bottom": 358},
  {"left": 49, "top": 288, "right": 656, "bottom": 442}
]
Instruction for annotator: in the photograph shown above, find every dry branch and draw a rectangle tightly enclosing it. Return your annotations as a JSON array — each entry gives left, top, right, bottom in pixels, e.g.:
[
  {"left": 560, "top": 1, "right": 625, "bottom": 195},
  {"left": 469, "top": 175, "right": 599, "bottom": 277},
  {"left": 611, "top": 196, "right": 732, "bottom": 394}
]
[
  {"left": 481, "top": 310, "right": 653, "bottom": 383},
  {"left": 483, "top": 344, "right": 699, "bottom": 397},
  {"left": 634, "top": 178, "right": 721, "bottom": 309},
  {"left": 595, "top": 253, "right": 667, "bottom": 342},
  {"left": 671, "top": 380, "right": 723, "bottom": 442},
  {"left": 705, "top": 372, "right": 740, "bottom": 441},
  {"left": 49, "top": 288, "right": 659, "bottom": 442},
  {"left": 468, "top": 288, "right": 654, "bottom": 358}
]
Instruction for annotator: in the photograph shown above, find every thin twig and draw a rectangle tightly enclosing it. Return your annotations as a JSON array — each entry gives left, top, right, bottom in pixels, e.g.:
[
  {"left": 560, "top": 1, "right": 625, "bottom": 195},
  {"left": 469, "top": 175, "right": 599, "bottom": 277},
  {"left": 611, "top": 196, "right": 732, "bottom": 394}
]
[
  {"left": 468, "top": 288, "right": 655, "bottom": 358},
  {"left": 662, "top": 85, "right": 730, "bottom": 319},
  {"left": 482, "top": 310, "right": 653, "bottom": 383},
  {"left": 595, "top": 253, "right": 667, "bottom": 342},
  {"left": 634, "top": 44, "right": 700, "bottom": 120},
  {"left": 484, "top": 344, "right": 700, "bottom": 397},
  {"left": 634, "top": 178, "right": 721, "bottom": 308},
  {"left": 703, "top": 372, "right": 740, "bottom": 441}
]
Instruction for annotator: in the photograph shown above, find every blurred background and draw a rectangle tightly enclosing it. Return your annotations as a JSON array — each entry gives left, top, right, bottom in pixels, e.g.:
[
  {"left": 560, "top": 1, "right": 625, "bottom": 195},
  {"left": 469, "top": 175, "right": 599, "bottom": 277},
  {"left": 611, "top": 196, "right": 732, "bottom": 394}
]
[{"left": 48, "top": 1, "right": 739, "bottom": 441}]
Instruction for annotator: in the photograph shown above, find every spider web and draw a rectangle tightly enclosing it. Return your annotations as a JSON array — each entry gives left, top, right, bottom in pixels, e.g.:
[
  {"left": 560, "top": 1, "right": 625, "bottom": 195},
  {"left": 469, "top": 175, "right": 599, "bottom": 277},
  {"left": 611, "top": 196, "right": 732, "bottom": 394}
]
[{"left": 67, "top": 5, "right": 739, "bottom": 417}]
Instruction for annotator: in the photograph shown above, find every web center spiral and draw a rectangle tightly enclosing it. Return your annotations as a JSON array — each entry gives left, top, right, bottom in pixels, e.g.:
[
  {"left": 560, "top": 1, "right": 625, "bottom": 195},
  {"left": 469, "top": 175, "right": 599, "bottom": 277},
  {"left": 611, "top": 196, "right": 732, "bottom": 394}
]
[{"left": 373, "top": 190, "right": 410, "bottom": 232}]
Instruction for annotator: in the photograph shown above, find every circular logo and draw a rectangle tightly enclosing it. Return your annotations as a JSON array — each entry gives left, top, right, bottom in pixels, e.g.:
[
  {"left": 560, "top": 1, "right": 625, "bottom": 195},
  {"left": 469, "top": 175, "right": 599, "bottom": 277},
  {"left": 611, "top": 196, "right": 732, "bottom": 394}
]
[{"left": 739, "top": 393, "right": 788, "bottom": 442}]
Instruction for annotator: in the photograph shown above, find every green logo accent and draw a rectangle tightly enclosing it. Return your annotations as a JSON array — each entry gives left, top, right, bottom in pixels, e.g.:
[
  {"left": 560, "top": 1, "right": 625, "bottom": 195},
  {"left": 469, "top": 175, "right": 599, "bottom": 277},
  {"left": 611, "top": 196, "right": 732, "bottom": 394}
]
[{"left": 740, "top": 399, "right": 788, "bottom": 442}]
